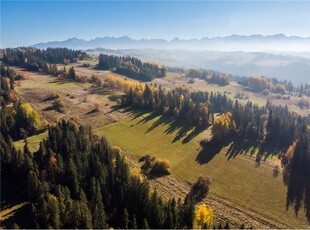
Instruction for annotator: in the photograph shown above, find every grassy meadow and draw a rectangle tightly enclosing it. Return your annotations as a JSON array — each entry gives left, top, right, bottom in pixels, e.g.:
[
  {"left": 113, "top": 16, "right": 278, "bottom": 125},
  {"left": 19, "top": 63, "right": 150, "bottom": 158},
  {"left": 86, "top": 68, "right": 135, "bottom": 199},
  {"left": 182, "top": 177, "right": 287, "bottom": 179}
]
[{"left": 96, "top": 110, "right": 309, "bottom": 228}]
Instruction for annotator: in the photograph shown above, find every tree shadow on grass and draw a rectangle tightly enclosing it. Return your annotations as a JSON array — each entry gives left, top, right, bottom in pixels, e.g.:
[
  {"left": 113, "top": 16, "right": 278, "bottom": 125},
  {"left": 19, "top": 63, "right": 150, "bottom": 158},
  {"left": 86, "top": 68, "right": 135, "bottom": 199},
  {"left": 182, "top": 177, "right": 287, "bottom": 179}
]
[
  {"left": 225, "top": 138, "right": 257, "bottom": 160},
  {"left": 196, "top": 139, "right": 223, "bottom": 165},
  {"left": 104, "top": 104, "right": 129, "bottom": 115},
  {"left": 145, "top": 114, "right": 174, "bottom": 133},
  {"left": 122, "top": 107, "right": 150, "bottom": 121},
  {"left": 85, "top": 108, "right": 99, "bottom": 115},
  {"left": 145, "top": 114, "right": 206, "bottom": 144},
  {"left": 119, "top": 106, "right": 207, "bottom": 144},
  {"left": 182, "top": 126, "right": 205, "bottom": 144},
  {"left": 43, "top": 105, "right": 55, "bottom": 111},
  {"left": 172, "top": 125, "right": 193, "bottom": 143},
  {"left": 136, "top": 111, "right": 161, "bottom": 125}
]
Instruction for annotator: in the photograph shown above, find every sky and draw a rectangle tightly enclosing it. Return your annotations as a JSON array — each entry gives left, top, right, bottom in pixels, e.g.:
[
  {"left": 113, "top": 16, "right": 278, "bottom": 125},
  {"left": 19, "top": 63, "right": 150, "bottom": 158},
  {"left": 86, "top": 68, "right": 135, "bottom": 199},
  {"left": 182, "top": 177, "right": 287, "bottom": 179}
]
[{"left": 1, "top": 1, "right": 310, "bottom": 48}]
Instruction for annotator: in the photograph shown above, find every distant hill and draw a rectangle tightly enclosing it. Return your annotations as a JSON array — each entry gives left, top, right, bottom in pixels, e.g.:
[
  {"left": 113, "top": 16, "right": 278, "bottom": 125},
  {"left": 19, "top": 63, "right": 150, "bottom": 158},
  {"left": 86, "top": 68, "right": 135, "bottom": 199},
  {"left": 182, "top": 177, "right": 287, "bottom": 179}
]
[
  {"left": 31, "top": 35, "right": 310, "bottom": 84},
  {"left": 87, "top": 48, "right": 310, "bottom": 84},
  {"left": 32, "top": 34, "right": 310, "bottom": 52}
]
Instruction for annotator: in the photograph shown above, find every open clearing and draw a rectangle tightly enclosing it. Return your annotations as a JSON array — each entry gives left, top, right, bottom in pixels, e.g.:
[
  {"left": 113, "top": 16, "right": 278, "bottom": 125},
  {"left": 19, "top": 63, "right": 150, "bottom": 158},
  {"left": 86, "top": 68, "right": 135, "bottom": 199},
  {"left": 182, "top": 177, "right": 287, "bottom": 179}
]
[
  {"left": 154, "top": 73, "right": 310, "bottom": 116},
  {"left": 96, "top": 110, "right": 309, "bottom": 228},
  {"left": 13, "top": 67, "right": 127, "bottom": 127},
  {"left": 14, "top": 131, "right": 48, "bottom": 152}
]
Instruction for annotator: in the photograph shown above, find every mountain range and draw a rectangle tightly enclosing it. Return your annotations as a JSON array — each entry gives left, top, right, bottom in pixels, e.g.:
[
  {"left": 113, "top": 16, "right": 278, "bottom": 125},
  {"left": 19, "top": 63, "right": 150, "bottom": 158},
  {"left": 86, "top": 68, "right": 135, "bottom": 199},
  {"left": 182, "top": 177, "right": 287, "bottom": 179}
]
[
  {"left": 31, "top": 35, "right": 310, "bottom": 84},
  {"left": 32, "top": 34, "right": 310, "bottom": 52}
]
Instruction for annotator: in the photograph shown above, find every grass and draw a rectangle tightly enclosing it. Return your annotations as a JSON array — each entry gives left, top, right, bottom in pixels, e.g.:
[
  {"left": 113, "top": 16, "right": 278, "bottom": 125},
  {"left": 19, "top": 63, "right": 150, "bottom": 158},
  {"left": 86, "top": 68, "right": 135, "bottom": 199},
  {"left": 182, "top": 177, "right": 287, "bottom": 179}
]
[
  {"left": 164, "top": 72, "right": 183, "bottom": 79},
  {"left": 13, "top": 131, "right": 48, "bottom": 153},
  {"left": 20, "top": 78, "right": 90, "bottom": 90},
  {"left": 96, "top": 110, "right": 309, "bottom": 228},
  {"left": 57, "top": 59, "right": 98, "bottom": 70}
]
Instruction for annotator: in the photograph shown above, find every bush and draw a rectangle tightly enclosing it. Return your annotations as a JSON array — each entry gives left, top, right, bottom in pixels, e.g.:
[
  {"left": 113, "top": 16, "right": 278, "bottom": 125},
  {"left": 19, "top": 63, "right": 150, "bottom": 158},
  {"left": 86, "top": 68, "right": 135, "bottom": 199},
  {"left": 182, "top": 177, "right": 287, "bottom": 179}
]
[
  {"left": 139, "top": 154, "right": 171, "bottom": 177},
  {"left": 45, "top": 93, "right": 60, "bottom": 101},
  {"left": 150, "top": 159, "right": 172, "bottom": 176},
  {"left": 53, "top": 99, "right": 65, "bottom": 112}
]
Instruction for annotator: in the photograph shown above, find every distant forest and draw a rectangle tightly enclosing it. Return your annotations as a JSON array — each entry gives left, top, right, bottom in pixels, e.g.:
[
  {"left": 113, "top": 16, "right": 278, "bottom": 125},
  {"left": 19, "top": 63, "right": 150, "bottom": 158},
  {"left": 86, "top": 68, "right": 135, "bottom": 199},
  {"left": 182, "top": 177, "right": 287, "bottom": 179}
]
[
  {"left": 186, "top": 68, "right": 230, "bottom": 86},
  {"left": 2, "top": 47, "right": 87, "bottom": 71},
  {"left": 97, "top": 54, "right": 166, "bottom": 81}
]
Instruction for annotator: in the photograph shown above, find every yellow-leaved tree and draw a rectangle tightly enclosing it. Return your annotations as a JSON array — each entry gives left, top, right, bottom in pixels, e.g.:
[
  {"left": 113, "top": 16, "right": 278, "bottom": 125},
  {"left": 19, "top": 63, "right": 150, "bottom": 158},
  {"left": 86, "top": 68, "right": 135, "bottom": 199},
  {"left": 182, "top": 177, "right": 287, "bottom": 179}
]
[
  {"left": 18, "top": 103, "right": 41, "bottom": 130},
  {"left": 194, "top": 203, "right": 214, "bottom": 229},
  {"left": 212, "top": 112, "right": 236, "bottom": 141}
]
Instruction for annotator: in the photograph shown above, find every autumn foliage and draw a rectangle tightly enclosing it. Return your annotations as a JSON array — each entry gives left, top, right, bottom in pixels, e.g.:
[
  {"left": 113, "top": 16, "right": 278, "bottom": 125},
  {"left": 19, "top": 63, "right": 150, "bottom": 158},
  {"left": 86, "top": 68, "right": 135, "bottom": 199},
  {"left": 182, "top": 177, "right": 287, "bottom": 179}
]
[
  {"left": 194, "top": 203, "right": 214, "bottom": 229},
  {"left": 18, "top": 103, "right": 41, "bottom": 130},
  {"left": 139, "top": 155, "right": 172, "bottom": 177},
  {"left": 212, "top": 112, "right": 236, "bottom": 141}
]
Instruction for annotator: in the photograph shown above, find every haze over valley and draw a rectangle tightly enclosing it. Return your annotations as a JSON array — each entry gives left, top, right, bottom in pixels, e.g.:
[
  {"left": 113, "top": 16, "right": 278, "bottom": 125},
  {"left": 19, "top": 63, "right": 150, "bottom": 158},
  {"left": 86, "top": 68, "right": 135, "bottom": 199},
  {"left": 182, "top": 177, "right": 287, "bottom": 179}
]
[{"left": 32, "top": 35, "right": 310, "bottom": 84}]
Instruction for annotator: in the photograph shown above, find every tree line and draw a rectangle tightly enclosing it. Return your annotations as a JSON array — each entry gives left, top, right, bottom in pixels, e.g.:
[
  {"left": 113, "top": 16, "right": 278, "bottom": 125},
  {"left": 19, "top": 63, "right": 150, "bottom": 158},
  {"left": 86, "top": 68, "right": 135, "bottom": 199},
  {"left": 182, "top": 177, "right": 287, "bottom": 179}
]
[
  {"left": 186, "top": 68, "right": 230, "bottom": 86},
  {"left": 2, "top": 47, "right": 87, "bottom": 72},
  {"left": 97, "top": 54, "right": 166, "bottom": 81}
]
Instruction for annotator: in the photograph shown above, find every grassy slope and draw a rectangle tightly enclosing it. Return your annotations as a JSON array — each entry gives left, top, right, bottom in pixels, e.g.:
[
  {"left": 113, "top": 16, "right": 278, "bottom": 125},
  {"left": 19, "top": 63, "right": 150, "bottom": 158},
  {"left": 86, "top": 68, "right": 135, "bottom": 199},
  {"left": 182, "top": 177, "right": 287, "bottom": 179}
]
[
  {"left": 96, "top": 111, "right": 309, "bottom": 228},
  {"left": 13, "top": 131, "right": 48, "bottom": 152}
]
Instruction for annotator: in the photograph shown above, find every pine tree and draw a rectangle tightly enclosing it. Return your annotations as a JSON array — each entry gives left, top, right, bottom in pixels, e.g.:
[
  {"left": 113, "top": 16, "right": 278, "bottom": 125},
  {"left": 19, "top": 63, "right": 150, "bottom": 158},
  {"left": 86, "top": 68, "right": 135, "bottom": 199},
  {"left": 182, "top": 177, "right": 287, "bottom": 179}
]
[
  {"left": 122, "top": 208, "right": 129, "bottom": 229},
  {"left": 47, "top": 194, "right": 61, "bottom": 229},
  {"left": 130, "top": 214, "right": 137, "bottom": 229},
  {"left": 27, "top": 170, "right": 41, "bottom": 201},
  {"left": 91, "top": 178, "right": 107, "bottom": 229},
  {"left": 143, "top": 218, "right": 150, "bottom": 229}
]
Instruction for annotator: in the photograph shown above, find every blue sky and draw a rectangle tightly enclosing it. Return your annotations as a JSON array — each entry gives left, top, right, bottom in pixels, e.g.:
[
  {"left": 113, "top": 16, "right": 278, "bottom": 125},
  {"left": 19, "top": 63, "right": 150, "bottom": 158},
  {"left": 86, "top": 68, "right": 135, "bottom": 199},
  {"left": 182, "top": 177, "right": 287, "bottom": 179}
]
[{"left": 1, "top": 1, "right": 310, "bottom": 48}]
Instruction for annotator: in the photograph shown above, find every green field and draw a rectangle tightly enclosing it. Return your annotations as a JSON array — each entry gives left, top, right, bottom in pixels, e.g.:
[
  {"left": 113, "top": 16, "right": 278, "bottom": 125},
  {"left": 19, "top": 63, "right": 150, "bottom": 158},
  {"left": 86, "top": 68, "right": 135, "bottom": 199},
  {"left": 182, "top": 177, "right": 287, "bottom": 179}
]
[
  {"left": 19, "top": 77, "right": 91, "bottom": 90},
  {"left": 57, "top": 59, "right": 98, "bottom": 70},
  {"left": 96, "top": 110, "right": 309, "bottom": 228},
  {"left": 14, "top": 131, "right": 48, "bottom": 153}
]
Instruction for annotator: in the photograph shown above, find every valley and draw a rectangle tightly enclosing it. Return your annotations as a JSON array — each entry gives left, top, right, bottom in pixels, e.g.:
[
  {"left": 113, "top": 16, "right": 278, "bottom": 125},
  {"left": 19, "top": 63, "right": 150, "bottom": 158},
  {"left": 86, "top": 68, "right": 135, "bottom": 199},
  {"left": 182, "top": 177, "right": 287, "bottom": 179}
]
[{"left": 3, "top": 60, "right": 309, "bottom": 228}]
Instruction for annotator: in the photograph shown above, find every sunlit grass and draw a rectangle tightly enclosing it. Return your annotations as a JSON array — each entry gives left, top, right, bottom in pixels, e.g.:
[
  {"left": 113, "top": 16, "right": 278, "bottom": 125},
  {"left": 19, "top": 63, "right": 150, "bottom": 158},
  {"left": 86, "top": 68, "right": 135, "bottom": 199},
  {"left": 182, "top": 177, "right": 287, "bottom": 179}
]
[{"left": 96, "top": 111, "right": 308, "bottom": 228}]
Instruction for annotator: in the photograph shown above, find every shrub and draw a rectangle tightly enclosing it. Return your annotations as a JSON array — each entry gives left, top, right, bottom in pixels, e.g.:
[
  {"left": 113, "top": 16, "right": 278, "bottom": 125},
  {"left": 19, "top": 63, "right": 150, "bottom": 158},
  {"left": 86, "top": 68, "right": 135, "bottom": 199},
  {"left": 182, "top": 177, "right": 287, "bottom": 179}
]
[
  {"left": 139, "top": 154, "right": 171, "bottom": 177},
  {"left": 150, "top": 159, "right": 172, "bottom": 176},
  {"left": 53, "top": 99, "right": 65, "bottom": 112},
  {"left": 45, "top": 93, "right": 60, "bottom": 101}
]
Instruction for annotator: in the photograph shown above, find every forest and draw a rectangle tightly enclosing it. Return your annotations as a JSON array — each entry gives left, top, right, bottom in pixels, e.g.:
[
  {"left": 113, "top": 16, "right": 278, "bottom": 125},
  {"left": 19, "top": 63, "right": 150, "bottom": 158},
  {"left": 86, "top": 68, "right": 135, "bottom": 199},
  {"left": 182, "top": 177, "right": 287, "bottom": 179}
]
[
  {"left": 97, "top": 54, "right": 166, "bottom": 81},
  {"left": 2, "top": 48, "right": 87, "bottom": 72},
  {"left": 1, "top": 118, "right": 201, "bottom": 228}
]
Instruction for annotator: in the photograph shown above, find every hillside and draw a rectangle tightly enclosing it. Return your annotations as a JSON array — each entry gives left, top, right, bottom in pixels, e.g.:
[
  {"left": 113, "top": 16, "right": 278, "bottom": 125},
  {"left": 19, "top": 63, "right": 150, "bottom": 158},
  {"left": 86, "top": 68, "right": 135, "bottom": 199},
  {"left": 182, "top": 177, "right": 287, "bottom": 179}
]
[{"left": 1, "top": 53, "right": 309, "bottom": 228}]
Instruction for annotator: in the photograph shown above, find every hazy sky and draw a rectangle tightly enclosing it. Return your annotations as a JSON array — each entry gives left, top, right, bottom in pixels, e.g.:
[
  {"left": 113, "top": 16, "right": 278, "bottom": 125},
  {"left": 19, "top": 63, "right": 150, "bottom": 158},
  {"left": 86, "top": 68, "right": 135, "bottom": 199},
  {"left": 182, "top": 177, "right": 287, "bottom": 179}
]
[{"left": 1, "top": 1, "right": 310, "bottom": 48}]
